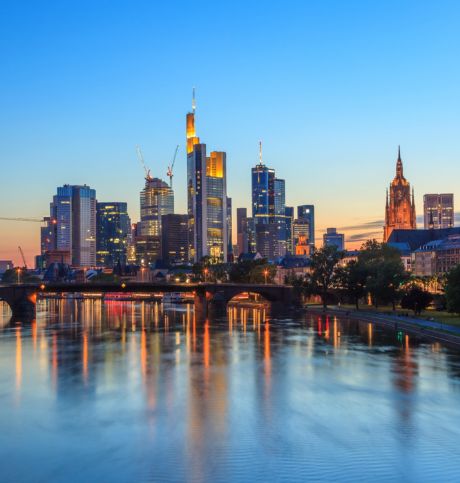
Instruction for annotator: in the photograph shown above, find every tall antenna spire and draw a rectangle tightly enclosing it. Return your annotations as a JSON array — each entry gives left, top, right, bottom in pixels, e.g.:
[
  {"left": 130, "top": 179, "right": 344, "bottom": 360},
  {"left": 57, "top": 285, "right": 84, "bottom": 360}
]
[
  {"left": 193, "top": 86, "right": 195, "bottom": 114},
  {"left": 259, "top": 141, "right": 262, "bottom": 165}
]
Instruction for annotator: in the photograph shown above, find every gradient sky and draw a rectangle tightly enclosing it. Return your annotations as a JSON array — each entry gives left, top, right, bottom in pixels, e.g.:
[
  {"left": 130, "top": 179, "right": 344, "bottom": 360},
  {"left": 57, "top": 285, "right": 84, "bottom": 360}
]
[{"left": 1, "top": 0, "right": 459, "bottom": 266}]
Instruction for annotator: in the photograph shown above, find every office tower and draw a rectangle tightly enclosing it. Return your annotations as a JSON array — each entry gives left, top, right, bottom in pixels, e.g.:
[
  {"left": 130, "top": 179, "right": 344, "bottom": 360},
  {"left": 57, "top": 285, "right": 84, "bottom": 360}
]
[
  {"left": 242, "top": 217, "right": 256, "bottom": 253},
  {"left": 256, "top": 224, "right": 277, "bottom": 260},
  {"left": 323, "top": 228, "right": 345, "bottom": 251},
  {"left": 273, "top": 178, "right": 286, "bottom": 257},
  {"left": 293, "top": 218, "right": 311, "bottom": 254},
  {"left": 128, "top": 222, "right": 141, "bottom": 263},
  {"left": 285, "top": 207, "right": 294, "bottom": 255},
  {"left": 236, "top": 208, "right": 247, "bottom": 236},
  {"left": 383, "top": 147, "right": 416, "bottom": 242},
  {"left": 227, "top": 197, "right": 232, "bottom": 246},
  {"left": 424, "top": 194, "right": 454, "bottom": 229},
  {"left": 140, "top": 178, "right": 174, "bottom": 236},
  {"left": 186, "top": 90, "right": 227, "bottom": 262},
  {"left": 135, "top": 236, "right": 161, "bottom": 267},
  {"left": 96, "top": 202, "right": 129, "bottom": 267},
  {"left": 297, "top": 205, "right": 315, "bottom": 246},
  {"left": 161, "top": 214, "right": 189, "bottom": 265},
  {"left": 50, "top": 184, "right": 96, "bottom": 267},
  {"left": 252, "top": 142, "right": 286, "bottom": 256}
]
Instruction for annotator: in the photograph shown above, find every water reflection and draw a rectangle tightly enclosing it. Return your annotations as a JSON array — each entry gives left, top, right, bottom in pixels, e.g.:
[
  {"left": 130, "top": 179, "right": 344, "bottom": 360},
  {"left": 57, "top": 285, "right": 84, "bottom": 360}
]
[{"left": 0, "top": 299, "right": 460, "bottom": 481}]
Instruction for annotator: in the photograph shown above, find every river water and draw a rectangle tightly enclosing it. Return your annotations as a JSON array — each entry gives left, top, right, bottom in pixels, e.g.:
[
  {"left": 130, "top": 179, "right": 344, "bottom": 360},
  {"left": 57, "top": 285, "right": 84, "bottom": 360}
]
[{"left": 0, "top": 299, "right": 460, "bottom": 482}]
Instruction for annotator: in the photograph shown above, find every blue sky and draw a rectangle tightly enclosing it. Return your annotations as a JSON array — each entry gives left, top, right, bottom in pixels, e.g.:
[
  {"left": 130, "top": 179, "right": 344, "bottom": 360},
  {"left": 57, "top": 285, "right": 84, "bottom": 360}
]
[{"left": 1, "top": 0, "right": 459, "bottom": 265}]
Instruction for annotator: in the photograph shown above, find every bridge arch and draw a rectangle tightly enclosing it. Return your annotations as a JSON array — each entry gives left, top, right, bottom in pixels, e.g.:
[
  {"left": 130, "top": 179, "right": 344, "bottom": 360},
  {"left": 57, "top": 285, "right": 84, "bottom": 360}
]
[{"left": 0, "top": 285, "right": 37, "bottom": 317}]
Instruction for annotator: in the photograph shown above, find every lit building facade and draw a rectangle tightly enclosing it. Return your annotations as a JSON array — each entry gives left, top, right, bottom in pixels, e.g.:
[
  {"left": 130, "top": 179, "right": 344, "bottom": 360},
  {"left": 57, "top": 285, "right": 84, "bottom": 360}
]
[
  {"left": 140, "top": 178, "right": 174, "bottom": 236},
  {"left": 285, "top": 207, "right": 294, "bottom": 255},
  {"left": 423, "top": 194, "right": 454, "bottom": 229},
  {"left": 96, "top": 202, "right": 129, "bottom": 267},
  {"left": 50, "top": 184, "right": 96, "bottom": 267},
  {"left": 293, "top": 218, "right": 311, "bottom": 254},
  {"left": 383, "top": 148, "right": 416, "bottom": 242},
  {"left": 186, "top": 91, "right": 227, "bottom": 262},
  {"left": 323, "top": 227, "right": 345, "bottom": 251},
  {"left": 135, "top": 236, "right": 161, "bottom": 267},
  {"left": 255, "top": 223, "right": 277, "bottom": 260},
  {"left": 297, "top": 205, "right": 315, "bottom": 245},
  {"left": 227, "top": 197, "right": 232, "bottom": 246},
  {"left": 242, "top": 217, "right": 256, "bottom": 253},
  {"left": 161, "top": 214, "right": 189, "bottom": 265}
]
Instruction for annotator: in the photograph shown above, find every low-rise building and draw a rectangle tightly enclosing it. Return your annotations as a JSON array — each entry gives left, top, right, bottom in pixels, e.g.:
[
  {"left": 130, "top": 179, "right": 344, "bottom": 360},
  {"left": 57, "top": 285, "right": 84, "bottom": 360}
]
[
  {"left": 273, "top": 257, "right": 311, "bottom": 285},
  {"left": 412, "top": 235, "right": 460, "bottom": 277}
]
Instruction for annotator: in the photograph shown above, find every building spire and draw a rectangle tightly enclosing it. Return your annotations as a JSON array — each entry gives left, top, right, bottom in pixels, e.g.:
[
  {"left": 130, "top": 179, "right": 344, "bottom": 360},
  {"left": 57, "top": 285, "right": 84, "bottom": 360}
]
[
  {"left": 192, "top": 86, "right": 195, "bottom": 114},
  {"left": 396, "top": 145, "right": 403, "bottom": 176},
  {"left": 259, "top": 140, "right": 262, "bottom": 165},
  {"left": 398, "top": 145, "right": 401, "bottom": 161}
]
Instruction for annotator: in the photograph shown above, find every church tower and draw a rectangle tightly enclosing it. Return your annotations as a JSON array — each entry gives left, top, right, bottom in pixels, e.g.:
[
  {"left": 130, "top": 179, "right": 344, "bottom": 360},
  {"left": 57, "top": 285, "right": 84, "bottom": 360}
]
[{"left": 383, "top": 147, "right": 417, "bottom": 242}]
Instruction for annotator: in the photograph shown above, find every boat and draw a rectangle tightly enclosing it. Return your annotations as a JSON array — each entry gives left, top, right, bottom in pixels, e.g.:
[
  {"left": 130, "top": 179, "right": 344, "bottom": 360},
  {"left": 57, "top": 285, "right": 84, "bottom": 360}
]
[{"left": 162, "top": 292, "right": 186, "bottom": 303}]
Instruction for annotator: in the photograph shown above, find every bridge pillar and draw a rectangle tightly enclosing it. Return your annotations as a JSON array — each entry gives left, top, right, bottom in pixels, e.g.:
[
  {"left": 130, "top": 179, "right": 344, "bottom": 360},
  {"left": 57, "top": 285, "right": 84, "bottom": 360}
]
[
  {"left": 194, "top": 291, "right": 208, "bottom": 317},
  {"left": 0, "top": 287, "right": 37, "bottom": 318}
]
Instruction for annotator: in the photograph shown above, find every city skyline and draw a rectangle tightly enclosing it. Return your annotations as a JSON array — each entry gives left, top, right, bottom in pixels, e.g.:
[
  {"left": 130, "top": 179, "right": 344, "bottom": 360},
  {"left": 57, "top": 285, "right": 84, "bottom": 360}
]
[{"left": 1, "top": 1, "right": 460, "bottom": 265}]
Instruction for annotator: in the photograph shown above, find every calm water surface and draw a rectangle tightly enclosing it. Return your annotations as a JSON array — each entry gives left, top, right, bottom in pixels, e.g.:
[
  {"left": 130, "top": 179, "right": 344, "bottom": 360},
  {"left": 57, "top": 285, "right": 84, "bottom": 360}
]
[{"left": 1, "top": 299, "right": 460, "bottom": 482}]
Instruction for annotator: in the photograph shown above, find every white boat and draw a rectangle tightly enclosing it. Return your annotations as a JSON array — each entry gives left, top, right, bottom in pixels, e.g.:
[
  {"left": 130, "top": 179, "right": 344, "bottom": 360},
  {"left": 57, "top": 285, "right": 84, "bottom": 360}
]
[{"left": 162, "top": 292, "right": 186, "bottom": 303}]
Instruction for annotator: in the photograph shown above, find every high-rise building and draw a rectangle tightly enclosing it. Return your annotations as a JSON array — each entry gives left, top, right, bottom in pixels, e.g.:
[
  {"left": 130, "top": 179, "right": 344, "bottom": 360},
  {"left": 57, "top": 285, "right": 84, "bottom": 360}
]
[
  {"left": 127, "top": 222, "right": 141, "bottom": 263},
  {"left": 383, "top": 147, "right": 416, "bottom": 242},
  {"left": 96, "top": 202, "right": 129, "bottom": 267},
  {"left": 423, "top": 194, "right": 454, "bottom": 229},
  {"left": 140, "top": 178, "right": 174, "bottom": 236},
  {"left": 252, "top": 142, "right": 286, "bottom": 256},
  {"left": 297, "top": 205, "right": 315, "bottom": 246},
  {"left": 323, "top": 228, "right": 345, "bottom": 251},
  {"left": 186, "top": 90, "right": 227, "bottom": 262},
  {"left": 256, "top": 224, "right": 277, "bottom": 260},
  {"left": 40, "top": 217, "right": 52, "bottom": 264},
  {"left": 161, "top": 214, "right": 189, "bottom": 265},
  {"left": 293, "top": 218, "right": 311, "bottom": 254},
  {"left": 135, "top": 236, "right": 161, "bottom": 267},
  {"left": 49, "top": 184, "right": 96, "bottom": 267},
  {"left": 236, "top": 208, "right": 247, "bottom": 237},
  {"left": 242, "top": 217, "right": 256, "bottom": 253},
  {"left": 227, "top": 197, "right": 232, "bottom": 246},
  {"left": 285, "top": 207, "right": 294, "bottom": 255}
]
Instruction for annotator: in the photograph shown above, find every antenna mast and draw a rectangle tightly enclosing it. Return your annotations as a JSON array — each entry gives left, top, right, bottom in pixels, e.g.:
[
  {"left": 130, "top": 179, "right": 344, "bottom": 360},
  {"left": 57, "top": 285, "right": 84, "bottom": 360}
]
[
  {"left": 193, "top": 86, "right": 195, "bottom": 114},
  {"left": 259, "top": 141, "right": 262, "bottom": 165}
]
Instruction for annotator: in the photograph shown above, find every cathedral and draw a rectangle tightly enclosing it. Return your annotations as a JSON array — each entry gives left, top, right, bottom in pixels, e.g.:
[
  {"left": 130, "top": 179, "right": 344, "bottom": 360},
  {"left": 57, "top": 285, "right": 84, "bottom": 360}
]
[{"left": 383, "top": 147, "right": 417, "bottom": 242}]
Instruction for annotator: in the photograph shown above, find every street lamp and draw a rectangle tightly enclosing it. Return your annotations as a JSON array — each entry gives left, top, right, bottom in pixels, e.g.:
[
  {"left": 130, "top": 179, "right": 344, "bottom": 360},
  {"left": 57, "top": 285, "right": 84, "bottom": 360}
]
[
  {"left": 83, "top": 267, "right": 87, "bottom": 283},
  {"left": 142, "top": 267, "right": 145, "bottom": 283},
  {"left": 204, "top": 268, "right": 208, "bottom": 283},
  {"left": 264, "top": 269, "right": 268, "bottom": 285},
  {"left": 17, "top": 268, "right": 21, "bottom": 284}
]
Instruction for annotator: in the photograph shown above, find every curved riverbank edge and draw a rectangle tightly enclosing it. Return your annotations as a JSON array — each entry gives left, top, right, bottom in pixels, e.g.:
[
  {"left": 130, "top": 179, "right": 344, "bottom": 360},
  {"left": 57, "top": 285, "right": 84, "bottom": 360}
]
[{"left": 304, "top": 306, "right": 460, "bottom": 347}]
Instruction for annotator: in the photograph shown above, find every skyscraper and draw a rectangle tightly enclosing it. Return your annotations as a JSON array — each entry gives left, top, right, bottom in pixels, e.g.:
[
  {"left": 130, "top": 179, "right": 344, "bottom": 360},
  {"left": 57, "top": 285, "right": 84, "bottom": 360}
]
[
  {"left": 255, "top": 224, "right": 277, "bottom": 260},
  {"left": 236, "top": 208, "right": 247, "bottom": 236},
  {"left": 423, "top": 194, "right": 454, "bottom": 229},
  {"left": 242, "top": 217, "right": 256, "bottom": 253},
  {"left": 252, "top": 142, "right": 286, "bottom": 257},
  {"left": 186, "top": 90, "right": 227, "bottom": 262},
  {"left": 323, "top": 228, "right": 345, "bottom": 251},
  {"left": 50, "top": 184, "right": 96, "bottom": 267},
  {"left": 140, "top": 178, "right": 174, "bottom": 236},
  {"left": 293, "top": 218, "right": 311, "bottom": 255},
  {"left": 285, "top": 207, "right": 294, "bottom": 255},
  {"left": 383, "top": 147, "right": 416, "bottom": 242},
  {"left": 297, "top": 205, "right": 315, "bottom": 246},
  {"left": 227, "top": 197, "right": 232, "bottom": 246},
  {"left": 96, "top": 202, "right": 129, "bottom": 267},
  {"left": 161, "top": 214, "right": 189, "bottom": 265}
]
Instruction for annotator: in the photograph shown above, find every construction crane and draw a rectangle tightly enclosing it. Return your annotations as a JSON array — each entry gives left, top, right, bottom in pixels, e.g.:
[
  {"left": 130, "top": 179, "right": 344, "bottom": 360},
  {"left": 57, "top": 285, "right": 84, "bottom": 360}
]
[
  {"left": 136, "top": 145, "right": 151, "bottom": 180},
  {"left": 167, "top": 144, "right": 180, "bottom": 188},
  {"left": 18, "top": 246, "right": 28, "bottom": 270},
  {"left": 0, "top": 217, "right": 68, "bottom": 224}
]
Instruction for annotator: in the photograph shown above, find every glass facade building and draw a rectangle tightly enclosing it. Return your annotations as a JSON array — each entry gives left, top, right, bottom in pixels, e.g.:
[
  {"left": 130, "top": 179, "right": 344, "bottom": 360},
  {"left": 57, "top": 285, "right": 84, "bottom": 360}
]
[
  {"left": 323, "top": 228, "right": 345, "bottom": 251},
  {"left": 252, "top": 165, "right": 274, "bottom": 224},
  {"left": 96, "top": 202, "right": 129, "bottom": 267},
  {"left": 423, "top": 194, "right": 454, "bottom": 229},
  {"left": 140, "top": 178, "right": 174, "bottom": 237},
  {"left": 273, "top": 178, "right": 286, "bottom": 257},
  {"left": 242, "top": 217, "right": 256, "bottom": 253},
  {"left": 50, "top": 184, "right": 96, "bottom": 267},
  {"left": 227, "top": 197, "right": 232, "bottom": 246},
  {"left": 285, "top": 207, "right": 294, "bottom": 255},
  {"left": 297, "top": 205, "right": 315, "bottom": 246},
  {"left": 161, "top": 214, "right": 189, "bottom": 265}
]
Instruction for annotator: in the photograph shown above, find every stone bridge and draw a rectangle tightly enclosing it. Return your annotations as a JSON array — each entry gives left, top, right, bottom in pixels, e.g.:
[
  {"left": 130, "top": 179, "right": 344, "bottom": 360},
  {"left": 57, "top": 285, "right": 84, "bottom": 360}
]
[{"left": 0, "top": 282, "right": 293, "bottom": 317}]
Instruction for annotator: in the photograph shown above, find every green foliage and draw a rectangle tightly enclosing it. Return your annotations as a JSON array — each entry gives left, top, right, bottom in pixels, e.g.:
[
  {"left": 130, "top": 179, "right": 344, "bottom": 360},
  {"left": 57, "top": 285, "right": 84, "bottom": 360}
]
[
  {"left": 304, "top": 245, "right": 346, "bottom": 307},
  {"left": 1, "top": 268, "right": 40, "bottom": 284},
  {"left": 227, "top": 258, "right": 268, "bottom": 284},
  {"left": 358, "top": 240, "right": 408, "bottom": 309},
  {"left": 191, "top": 256, "right": 228, "bottom": 283},
  {"left": 401, "top": 287, "right": 433, "bottom": 315},
  {"left": 443, "top": 264, "right": 460, "bottom": 315},
  {"left": 90, "top": 272, "right": 118, "bottom": 283},
  {"left": 171, "top": 270, "right": 187, "bottom": 283},
  {"left": 208, "top": 263, "right": 228, "bottom": 283},
  {"left": 284, "top": 273, "right": 305, "bottom": 298},
  {"left": 334, "top": 259, "right": 367, "bottom": 309},
  {"left": 249, "top": 263, "right": 276, "bottom": 284}
]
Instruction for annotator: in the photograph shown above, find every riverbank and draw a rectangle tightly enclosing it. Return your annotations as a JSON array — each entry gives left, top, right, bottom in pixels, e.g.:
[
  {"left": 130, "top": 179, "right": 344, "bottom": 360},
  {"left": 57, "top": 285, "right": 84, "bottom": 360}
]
[{"left": 305, "top": 305, "right": 460, "bottom": 347}]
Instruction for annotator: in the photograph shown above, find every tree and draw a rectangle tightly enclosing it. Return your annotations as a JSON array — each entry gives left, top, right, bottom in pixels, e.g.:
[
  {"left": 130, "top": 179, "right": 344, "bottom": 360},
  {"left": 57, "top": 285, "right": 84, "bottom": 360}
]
[
  {"left": 305, "top": 245, "right": 346, "bottom": 308},
  {"left": 208, "top": 263, "right": 228, "bottom": 283},
  {"left": 171, "top": 270, "right": 187, "bottom": 283},
  {"left": 334, "top": 260, "right": 367, "bottom": 310},
  {"left": 401, "top": 287, "right": 433, "bottom": 315},
  {"left": 1, "top": 268, "right": 41, "bottom": 284},
  {"left": 249, "top": 263, "right": 276, "bottom": 284},
  {"left": 443, "top": 264, "right": 460, "bottom": 315},
  {"left": 284, "top": 273, "right": 305, "bottom": 299},
  {"left": 227, "top": 258, "right": 268, "bottom": 284},
  {"left": 90, "top": 272, "right": 118, "bottom": 283},
  {"left": 358, "top": 240, "right": 408, "bottom": 309}
]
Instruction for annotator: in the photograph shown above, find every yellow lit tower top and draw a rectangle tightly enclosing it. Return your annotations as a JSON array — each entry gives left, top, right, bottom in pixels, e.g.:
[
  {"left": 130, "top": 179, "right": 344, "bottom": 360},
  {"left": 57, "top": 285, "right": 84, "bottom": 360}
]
[{"left": 186, "top": 87, "right": 200, "bottom": 154}]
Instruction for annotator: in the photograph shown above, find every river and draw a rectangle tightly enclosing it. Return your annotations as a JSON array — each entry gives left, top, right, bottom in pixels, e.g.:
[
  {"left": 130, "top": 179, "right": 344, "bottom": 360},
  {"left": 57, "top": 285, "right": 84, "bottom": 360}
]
[{"left": 0, "top": 299, "right": 459, "bottom": 482}]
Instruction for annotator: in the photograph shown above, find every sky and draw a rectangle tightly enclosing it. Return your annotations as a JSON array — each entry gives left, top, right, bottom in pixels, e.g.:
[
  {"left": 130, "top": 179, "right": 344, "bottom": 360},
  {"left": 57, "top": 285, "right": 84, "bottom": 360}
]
[{"left": 1, "top": 0, "right": 459, "bottom": 266}]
